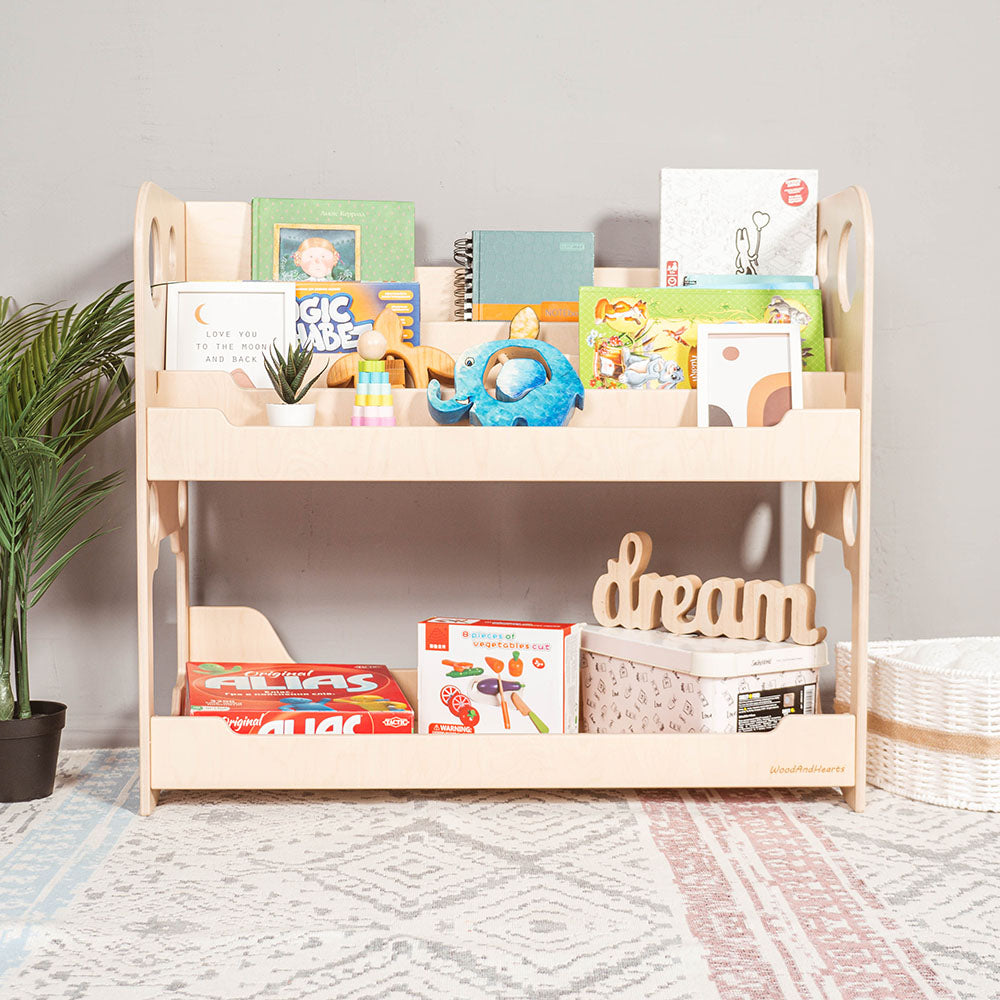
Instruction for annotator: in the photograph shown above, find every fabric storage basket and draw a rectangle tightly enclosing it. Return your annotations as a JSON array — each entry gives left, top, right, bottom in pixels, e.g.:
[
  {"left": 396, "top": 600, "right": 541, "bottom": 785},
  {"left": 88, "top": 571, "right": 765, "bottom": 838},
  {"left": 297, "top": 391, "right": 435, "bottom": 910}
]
[
  {"left": 581, "top": 626, "right": 826, "bottom": 734},
  {"left": 835, "top": 638, "right": 1000, "bottom": 811}
]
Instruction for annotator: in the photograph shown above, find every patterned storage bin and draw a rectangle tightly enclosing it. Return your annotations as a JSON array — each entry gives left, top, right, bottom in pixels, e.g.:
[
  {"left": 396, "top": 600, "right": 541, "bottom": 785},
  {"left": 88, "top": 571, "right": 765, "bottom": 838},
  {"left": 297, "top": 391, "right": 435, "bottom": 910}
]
[
  {"left": 836, "top": 638, "right": 1000, "bottom": 811},
  {"left": 581, "top": 626, "right": 826, "bottom": 734}
]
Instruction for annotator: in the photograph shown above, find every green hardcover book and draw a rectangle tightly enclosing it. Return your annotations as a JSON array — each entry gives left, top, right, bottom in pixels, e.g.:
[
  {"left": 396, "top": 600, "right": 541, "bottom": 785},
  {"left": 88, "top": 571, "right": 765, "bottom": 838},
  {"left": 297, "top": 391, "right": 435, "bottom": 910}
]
[
  {"left": 251, "top": 198, "right": 414, "bottom": 282},
  {"left": 579, "top": 286, "right": 825, "bottom": 390}
]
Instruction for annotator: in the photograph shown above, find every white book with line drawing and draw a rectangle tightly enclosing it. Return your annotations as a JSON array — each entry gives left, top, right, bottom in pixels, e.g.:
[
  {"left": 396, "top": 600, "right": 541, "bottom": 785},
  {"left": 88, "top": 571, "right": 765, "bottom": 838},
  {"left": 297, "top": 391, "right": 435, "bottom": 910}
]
[{"left": 659, "top": 168, "right": 818, "bottom": 286}]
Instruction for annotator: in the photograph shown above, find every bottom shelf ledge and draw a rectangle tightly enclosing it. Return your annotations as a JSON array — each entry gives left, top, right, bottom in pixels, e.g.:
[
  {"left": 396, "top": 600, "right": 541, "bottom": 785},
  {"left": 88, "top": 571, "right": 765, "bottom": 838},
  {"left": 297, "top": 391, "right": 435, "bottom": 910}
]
[{"left": 149, "top": 713, "right": 856, "bottom": 791}]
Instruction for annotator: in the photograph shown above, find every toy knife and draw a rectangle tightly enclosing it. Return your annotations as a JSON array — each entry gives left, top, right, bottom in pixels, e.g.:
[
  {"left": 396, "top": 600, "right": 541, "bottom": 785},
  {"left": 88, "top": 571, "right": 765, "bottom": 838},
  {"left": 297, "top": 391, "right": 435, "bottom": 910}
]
[
  {"left": 510, "top": 693, "right": 548, "bottom": 733},
  {"left": 484, "top": 657, "right": 510, "bottom": 729}
]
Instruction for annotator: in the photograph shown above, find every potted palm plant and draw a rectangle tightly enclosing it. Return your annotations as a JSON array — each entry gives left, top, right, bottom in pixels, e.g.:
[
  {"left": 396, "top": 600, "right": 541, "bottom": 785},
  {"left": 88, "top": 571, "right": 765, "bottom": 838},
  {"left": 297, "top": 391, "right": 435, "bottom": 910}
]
[{"left": 0, "top": 284, "right": 134, "bottom": 801}]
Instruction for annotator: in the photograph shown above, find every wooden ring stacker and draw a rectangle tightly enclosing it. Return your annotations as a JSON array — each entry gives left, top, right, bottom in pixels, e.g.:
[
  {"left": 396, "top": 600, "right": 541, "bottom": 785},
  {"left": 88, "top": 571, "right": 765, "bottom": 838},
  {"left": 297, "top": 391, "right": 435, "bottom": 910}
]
[{"left": 327, "top": 307, "right": 455, "bottom": 390}]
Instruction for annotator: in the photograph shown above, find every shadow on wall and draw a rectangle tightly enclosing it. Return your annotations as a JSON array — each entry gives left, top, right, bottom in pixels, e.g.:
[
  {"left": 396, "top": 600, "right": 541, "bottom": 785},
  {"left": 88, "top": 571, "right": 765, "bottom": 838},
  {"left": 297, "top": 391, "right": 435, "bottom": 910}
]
[{"left": 183, "top": 480, "right": 781, "bottom": 688}]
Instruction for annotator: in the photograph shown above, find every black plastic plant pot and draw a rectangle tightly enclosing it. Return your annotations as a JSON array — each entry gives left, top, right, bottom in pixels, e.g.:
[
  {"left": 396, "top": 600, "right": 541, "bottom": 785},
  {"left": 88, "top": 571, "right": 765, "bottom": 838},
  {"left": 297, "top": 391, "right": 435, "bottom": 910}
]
[{"left": 0, "top": 701, "right": 67, "bottom": 802}]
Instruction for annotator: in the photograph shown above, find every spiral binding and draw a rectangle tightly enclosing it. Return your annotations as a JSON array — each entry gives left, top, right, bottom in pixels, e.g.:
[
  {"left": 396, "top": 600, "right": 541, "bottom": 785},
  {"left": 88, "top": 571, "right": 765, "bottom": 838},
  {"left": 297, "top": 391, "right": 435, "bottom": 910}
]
[{"left": 453, "top": 236, "right": 473, "bottom": 321}]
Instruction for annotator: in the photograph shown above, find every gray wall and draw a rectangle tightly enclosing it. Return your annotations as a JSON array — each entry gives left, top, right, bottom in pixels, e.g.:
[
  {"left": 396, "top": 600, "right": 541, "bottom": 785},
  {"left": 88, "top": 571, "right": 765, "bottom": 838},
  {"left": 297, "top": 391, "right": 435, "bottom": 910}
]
[{"left": 1, "top": 1, "right": 995, "bottom": 746}]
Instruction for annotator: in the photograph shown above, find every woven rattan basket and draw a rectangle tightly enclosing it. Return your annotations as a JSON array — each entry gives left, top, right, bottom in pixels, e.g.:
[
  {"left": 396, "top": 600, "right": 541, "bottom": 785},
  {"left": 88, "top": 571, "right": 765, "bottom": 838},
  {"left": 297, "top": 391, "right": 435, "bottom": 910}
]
[{"left": 836, "top": 638, "right": 1000, "bottom": 811}]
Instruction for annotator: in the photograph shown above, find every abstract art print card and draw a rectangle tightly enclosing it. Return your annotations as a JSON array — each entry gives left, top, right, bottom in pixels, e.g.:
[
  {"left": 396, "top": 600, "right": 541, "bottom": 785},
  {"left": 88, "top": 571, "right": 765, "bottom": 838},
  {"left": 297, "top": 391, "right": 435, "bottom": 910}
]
[
  {"left": 165, "top": 281, "right": 296, "bottom": 388},
  {"left": 660, "top": 169, "right": 818, "bottom": 285},
  {"left": 696, "top": 323, "right": 803, "bottom": 428}
]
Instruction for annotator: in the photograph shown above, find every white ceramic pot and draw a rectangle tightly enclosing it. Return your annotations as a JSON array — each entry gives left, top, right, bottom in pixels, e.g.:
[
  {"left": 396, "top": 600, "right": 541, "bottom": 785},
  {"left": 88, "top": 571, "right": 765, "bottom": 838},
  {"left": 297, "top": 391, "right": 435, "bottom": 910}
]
[{"left": 266, "top": 402, "right": 316, "bottom": 427}]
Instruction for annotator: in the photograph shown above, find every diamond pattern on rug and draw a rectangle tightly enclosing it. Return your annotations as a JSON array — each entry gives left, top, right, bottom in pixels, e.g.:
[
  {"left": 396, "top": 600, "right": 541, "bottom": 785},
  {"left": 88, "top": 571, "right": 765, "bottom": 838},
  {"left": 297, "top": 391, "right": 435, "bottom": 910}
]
[{"left": 0, "top": 751, "right": 995, "bottom": 999}]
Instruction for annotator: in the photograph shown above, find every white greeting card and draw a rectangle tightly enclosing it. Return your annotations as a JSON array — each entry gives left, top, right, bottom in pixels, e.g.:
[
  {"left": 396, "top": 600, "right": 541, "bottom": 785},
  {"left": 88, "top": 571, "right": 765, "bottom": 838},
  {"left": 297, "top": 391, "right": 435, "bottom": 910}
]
[
  {"left": 660, "top": 169, "right": 818, "bottom": 286},
  {"left": 696, "top": 323, "right": 803, "bottom": 428},
  {"left": 165, "top": 282, "right": 296, "bottom": 388}
]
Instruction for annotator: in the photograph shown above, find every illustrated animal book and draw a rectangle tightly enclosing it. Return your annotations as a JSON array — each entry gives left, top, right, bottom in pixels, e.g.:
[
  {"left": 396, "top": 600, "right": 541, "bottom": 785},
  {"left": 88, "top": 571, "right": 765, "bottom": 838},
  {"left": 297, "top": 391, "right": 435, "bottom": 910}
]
[
  {"left": 579, "top": 286, "right": 825, "bottom": 390},
  {"left": 252, "top": 198, "right": 415, "bottom": 283},
  {"left": 453, "top": 230, "right": 594, "bottom": 321},
  {"left": 659, "top": 169, "right": 818, "bottom": 286}
]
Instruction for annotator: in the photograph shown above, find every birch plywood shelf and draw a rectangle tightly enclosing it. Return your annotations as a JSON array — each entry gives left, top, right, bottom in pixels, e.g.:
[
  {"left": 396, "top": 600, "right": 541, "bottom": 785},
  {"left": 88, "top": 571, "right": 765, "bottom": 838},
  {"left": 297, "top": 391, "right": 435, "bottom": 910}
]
[{"left": 134, "top": 182, "right": 873, "bottom": 815}]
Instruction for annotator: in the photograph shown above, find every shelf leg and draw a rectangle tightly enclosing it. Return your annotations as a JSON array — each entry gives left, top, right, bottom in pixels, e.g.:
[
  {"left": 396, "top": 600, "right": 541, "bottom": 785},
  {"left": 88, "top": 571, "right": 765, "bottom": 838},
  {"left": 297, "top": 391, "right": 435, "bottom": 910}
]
[
  {"left": 137, "top": 488, "right": 158, "bottom": 817},
  {"left": 170, "top": 482, "right": 190, "bottom": 717},
  {"left": 137, "top": 481, "right": 186, "bottom": 816},
  {"left": 802, "top": 480, "right": 869, "bottom": 813},
  {"left": 846, "top": 479, "right": 870, "bottom": 813}
]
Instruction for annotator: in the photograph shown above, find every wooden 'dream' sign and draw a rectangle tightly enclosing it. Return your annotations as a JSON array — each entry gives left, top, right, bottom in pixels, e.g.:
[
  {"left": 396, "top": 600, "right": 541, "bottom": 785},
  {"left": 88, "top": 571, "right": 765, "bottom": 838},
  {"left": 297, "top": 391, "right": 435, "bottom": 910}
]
[{"left": 592, "top": 531, "right": 826, "bottom": 646}]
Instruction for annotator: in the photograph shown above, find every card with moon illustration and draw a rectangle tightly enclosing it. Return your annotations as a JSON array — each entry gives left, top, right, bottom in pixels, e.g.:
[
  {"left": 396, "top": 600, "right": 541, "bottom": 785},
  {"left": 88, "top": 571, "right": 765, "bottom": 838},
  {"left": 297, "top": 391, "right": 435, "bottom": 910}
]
[{"left": 165, "top": 281, "right": 296, "bottom": 388}]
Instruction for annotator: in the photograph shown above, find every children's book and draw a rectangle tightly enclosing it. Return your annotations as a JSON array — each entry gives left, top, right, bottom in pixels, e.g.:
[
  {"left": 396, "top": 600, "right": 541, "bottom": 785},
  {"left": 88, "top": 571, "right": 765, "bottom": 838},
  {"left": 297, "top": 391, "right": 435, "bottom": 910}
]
[
  {"left": 659, "top": 169, "right": 818, "bottom": 285},
  {"left": 454, "top": 231, "right": 594, "bottom": 321},
  {"left": 683, "top": 274, "right": 818, "bottom": 290},
  {"left": 252, "top": 198, "right": 414, "bottom": 283},
  {"left": 579, "top": 286, "right": 825, "bottom": 390},
  {"left": 295, "top": 282, "right": 420, "bottom": 355}
]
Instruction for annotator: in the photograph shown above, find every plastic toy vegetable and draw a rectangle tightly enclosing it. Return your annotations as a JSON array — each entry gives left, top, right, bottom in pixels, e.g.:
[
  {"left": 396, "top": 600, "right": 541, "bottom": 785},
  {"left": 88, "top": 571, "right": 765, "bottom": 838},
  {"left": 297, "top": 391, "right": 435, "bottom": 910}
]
[{"left": 508, "top": 651, "right": 523, "bottom": 677}]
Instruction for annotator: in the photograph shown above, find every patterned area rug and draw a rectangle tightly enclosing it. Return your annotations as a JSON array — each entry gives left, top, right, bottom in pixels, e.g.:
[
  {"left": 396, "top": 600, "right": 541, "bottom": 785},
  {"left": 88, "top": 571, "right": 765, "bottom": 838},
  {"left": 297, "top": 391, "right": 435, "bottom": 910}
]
[{"left": 1, "top": 750, "right": 997, "bottom": 999}]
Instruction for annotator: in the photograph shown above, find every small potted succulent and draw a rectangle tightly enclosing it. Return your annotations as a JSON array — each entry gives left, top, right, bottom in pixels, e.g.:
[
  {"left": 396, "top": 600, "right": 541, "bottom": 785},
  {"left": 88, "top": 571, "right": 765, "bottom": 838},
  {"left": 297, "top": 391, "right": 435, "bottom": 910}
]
[
  {"left": 0, "top": 284, "right": 133, "bottom": 801},
  {"left": 263, "top": 341, "right": 326, "bottom": 427}
]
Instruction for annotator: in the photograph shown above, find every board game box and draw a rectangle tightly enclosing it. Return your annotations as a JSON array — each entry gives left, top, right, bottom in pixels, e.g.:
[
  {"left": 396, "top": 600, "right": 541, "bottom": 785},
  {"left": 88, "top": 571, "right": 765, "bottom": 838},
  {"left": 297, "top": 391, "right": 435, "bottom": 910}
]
[{"left": 185, "top": 662, "right": 414, "bottom": 735}]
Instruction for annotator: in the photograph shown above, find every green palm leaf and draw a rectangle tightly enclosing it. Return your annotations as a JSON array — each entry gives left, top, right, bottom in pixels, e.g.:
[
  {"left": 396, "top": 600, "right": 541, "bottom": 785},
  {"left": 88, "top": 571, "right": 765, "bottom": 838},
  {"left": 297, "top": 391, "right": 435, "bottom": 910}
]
[{"left": 0, "top": 284, "right": 134, "bottom": 719}]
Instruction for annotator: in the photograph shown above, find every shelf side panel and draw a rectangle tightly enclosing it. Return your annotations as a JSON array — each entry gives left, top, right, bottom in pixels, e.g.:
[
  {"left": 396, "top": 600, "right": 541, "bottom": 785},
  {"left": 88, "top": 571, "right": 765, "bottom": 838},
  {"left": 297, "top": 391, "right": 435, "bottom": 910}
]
[{"left": 189, "top": 606, "right": 294, "bottom": 663}]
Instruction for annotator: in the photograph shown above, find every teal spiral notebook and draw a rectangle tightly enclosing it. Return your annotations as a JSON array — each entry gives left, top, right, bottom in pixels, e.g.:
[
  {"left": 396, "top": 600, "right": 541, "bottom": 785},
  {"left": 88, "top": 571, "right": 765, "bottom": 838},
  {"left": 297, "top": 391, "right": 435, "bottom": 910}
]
[{"left": 453, "top": 231, "right": 595, "bottom": 322}]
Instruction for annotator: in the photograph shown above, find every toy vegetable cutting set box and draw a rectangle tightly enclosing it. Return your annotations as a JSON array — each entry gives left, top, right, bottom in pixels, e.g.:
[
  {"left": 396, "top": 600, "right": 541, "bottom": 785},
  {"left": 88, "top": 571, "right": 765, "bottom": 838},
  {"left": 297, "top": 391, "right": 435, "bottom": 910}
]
[
  {"left": 185, "top": 662, "right": 414, "bottom": 734},
  {"left": 417, "top": 618, "right": 583, "bottom": 734}
]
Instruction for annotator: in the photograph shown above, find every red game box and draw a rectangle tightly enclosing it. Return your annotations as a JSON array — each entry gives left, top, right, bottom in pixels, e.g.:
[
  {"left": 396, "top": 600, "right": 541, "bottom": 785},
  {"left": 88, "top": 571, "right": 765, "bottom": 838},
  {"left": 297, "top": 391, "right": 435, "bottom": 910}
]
[{"left": 185, "top": 662, "right": 414, "bottom": 735}]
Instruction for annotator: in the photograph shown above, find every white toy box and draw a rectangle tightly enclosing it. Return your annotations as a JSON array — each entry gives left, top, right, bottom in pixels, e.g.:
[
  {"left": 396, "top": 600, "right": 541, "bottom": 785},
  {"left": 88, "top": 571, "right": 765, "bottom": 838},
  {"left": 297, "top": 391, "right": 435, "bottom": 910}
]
[
  {"left": 418, "top": 617, "right": 583, "bottom": 734},
  {"left": 581, "top": 626, "right": 826, "bottom": 734}
]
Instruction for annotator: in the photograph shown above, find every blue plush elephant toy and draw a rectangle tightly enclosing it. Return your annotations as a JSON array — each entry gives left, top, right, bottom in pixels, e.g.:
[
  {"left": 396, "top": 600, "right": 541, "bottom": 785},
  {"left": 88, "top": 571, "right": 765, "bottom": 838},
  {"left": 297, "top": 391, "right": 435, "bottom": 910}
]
[{"left": 427, "top": 338, "right": 585, "bottom": 426}]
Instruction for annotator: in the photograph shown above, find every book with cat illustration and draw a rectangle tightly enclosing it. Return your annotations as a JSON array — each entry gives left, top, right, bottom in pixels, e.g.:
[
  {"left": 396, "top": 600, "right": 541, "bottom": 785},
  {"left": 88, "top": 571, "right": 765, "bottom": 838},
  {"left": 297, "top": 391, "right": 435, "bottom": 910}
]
[
  {"left": 579, "top": 286, "right": 825, "bottom": 391},
  {"left": 453, "top": 230, "right": 594, "bottom": 321},
  {"left": 252, "top": 198, "right": 415, "bottom": 283},
  {"left": 659, "top": 169, "right": 818, "bottom": 286}
]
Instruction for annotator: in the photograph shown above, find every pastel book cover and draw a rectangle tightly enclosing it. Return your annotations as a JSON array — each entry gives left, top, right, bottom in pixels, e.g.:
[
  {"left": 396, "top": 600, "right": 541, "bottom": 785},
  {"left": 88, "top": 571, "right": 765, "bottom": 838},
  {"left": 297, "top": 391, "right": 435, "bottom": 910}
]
[
  {"left": 579, "top": 286, "right": 824, "bottom": 390},
  {"left": 295, "top": 282, "right": 420, "bottom": 354},
  {"left": 659, "top": 169, "right": 818, "bottom": 285},
  {"left": 252, "top": 197, "right": 415, "bottom": 283},
  {"left": 459, "top": 230, "right": 594, "bottom": 321},
  {"left": 696, "top": 323, "right": 803, "bottom": 428}
]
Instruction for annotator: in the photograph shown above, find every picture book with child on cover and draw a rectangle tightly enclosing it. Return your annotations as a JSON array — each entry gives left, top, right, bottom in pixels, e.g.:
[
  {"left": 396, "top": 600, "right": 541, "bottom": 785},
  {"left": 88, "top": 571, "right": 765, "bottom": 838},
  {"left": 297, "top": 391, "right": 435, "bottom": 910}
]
[{"left": 252, "top": 198, "right": 415, "bottom": 283}]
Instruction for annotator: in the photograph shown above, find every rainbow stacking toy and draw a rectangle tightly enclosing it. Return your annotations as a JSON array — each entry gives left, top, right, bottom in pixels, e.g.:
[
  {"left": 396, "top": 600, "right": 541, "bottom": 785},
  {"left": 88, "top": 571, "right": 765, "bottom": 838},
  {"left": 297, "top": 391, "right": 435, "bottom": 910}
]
[
  {"left": 352, "top": 358, "right": 395, "bottom": 427},
  {"left": 351, "top": 322, "right": 396, "bottom": 427}
]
